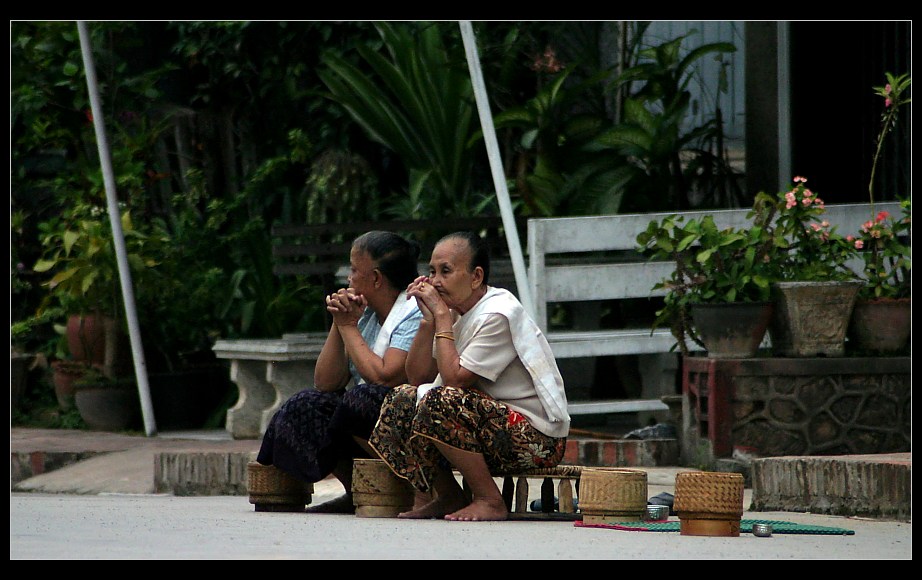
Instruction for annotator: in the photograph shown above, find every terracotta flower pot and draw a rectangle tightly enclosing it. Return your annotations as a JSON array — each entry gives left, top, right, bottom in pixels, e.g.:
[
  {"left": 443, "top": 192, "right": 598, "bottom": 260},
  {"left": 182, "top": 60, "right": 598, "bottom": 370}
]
[
  {"left": 66, "top": 314, "right": 108, "bottom": 366},
  {"left": 65, "top": 313, "right": 133, "bottom": 376},
  {"left": 51, "top": 360, "right": 93, "bottom": 411},
  {"left": 848, "top": 297, "right": 911, "bottom": 354}
]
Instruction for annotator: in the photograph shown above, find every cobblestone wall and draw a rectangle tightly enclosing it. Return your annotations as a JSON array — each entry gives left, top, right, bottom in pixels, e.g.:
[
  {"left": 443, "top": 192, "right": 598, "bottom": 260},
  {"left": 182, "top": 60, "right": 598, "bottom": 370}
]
[{"left": 682, "top": 356, "right": 911, "bottom": 460}]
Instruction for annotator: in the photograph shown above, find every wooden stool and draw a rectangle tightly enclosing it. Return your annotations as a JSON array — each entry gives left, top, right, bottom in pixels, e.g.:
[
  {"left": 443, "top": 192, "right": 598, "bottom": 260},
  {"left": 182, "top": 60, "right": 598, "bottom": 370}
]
[{"left": 475, "top": 465, "right": 584, "bottom": 521}]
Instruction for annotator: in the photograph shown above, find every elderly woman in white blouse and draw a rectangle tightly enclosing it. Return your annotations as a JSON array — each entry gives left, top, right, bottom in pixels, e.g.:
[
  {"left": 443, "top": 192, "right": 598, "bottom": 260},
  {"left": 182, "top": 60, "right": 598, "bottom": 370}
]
[{"left": 370, "top": 231, "right": 569, "bottom": 521}]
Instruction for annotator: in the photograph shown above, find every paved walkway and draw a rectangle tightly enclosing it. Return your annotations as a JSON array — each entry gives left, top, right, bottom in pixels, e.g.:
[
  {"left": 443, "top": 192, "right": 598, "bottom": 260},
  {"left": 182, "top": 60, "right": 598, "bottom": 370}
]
[
  {"left": 10, "top": 427, "right": 695, "bottom": 499},
  {"left": 11, "top": 428, "right": 257, "bottom": 495},
  {"left": 9, "top": 428, "right": 912, "bottom": 559},
  {"left": 10, "top": 492, "right": 912, "bottom": 560}
]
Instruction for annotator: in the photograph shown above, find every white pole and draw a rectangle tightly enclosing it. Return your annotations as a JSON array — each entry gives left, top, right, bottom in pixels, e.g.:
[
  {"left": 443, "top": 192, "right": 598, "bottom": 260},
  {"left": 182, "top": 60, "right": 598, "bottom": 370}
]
[
  {"left": 459, "top": 21, "right": 535, "bottom": 317},
  {"left": 77, "top": 21, "right": 157, "bottom": 436}
]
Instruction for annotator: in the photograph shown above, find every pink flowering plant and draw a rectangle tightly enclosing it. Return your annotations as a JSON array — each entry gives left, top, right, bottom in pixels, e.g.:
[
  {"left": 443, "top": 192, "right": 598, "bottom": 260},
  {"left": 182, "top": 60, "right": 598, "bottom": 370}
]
[
  {"left": 848, "top": 200, "right": 911, "bottom": 300},
  {"left": 752, "top": 177, "right": 859, "bottom": 283},
  {"left": 850, "top": 72, "right": 912, "bottom": 300}
]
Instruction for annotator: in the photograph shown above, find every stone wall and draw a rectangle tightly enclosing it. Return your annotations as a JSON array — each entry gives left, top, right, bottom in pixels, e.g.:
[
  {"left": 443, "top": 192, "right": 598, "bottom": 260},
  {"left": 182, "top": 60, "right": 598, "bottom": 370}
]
[{"left": 681, "top": 356, "right": 911, "bottom": 466}]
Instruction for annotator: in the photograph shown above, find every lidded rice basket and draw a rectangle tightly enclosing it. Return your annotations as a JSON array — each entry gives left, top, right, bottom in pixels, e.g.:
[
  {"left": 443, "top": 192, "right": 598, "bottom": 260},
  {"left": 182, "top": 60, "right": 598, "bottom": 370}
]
[
  {"left": 247, "top": 461, "right": 313, "bottom": 512},
  {"left": 351, "top": 458, "right": 415, "bottom": 518},
  {"left": 578, "top": 467, "right": 648, "bottom": 523},
  {"left": 674, "top": 471, "right": 744, "bottom": 536}
]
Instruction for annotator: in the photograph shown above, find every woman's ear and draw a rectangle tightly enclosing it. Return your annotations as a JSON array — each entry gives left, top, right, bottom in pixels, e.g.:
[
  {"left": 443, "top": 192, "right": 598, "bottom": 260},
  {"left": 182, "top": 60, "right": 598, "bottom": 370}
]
[
  {"left": 471, "top": 266, "right": 484, "bottom": 289},
  {"left": 373, "top": 268, "right": 383, "bottom": 289}
]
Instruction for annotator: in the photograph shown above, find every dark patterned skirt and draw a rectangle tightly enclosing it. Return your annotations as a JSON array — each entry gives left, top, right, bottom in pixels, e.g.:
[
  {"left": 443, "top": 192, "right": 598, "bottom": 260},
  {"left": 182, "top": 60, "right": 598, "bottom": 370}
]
[
  {"left": 256, "top": 383, "right": 391, "bottom": 484},
  {"left": 369, "top": 384, "right": 566, "bottom": 492}
]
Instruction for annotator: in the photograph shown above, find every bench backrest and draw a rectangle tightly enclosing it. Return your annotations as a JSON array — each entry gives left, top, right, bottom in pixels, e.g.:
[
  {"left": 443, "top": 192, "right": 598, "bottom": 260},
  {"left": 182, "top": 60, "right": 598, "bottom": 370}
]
[
  {"left": 527, "top": 202, "right": 901, "bottom": 339},
  {"left": 272, "top": 216, "right": 526, "bottom": 295}
]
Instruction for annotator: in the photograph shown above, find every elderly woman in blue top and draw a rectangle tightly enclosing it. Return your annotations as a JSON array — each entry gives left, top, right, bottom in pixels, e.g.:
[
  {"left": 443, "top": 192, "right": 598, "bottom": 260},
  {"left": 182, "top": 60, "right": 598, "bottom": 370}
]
[
  {"left": 370, "top": 231, "right": 569, "bottom": 521},
  {"left": 256, "top": 231, "right": 423, "bottom": 513}
]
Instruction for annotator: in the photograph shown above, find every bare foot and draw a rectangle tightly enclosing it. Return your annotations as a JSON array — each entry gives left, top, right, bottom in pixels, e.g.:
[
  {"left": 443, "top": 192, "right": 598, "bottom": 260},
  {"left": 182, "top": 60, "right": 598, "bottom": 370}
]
[
  {"left": 444, "top": 498, "right": 508, "bottom": 521},
  {"left": 398, "top": 496, "right": 469, "bottom": 520}
]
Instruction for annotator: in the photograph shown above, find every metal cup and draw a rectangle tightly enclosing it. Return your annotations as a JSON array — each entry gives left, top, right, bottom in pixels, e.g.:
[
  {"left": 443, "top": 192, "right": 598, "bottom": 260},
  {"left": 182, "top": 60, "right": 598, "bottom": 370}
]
[
  {"left": 752, "top": 523, "right": 773, "bottom": 537},
  {"left": 644, "top": 504, "right": 670, "bottom": 521}
]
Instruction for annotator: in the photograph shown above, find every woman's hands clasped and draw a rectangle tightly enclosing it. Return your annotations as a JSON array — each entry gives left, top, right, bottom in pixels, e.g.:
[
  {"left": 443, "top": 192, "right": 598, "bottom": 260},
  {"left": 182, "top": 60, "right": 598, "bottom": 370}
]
[
  {"left": 326, "top": 288, "right": 365, "bottom": 327},
  {"left": 406, "top": 275, "right": 443, "bottom": 322}
]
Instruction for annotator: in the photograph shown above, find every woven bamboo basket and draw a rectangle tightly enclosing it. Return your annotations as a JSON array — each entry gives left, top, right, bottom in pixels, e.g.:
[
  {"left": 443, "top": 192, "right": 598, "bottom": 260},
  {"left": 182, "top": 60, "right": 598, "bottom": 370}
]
[
  {"left": 578, "top": 467, "right": 648, "bottom": 523},
  {"left": 247, "top": 462, "right": 313, "bottom": 512},
  {"left": 674, "top": 471, "right": 744, "bottom": 536},
  {"left": 351, "top": 458, "right": 415, "bottom": 518}
]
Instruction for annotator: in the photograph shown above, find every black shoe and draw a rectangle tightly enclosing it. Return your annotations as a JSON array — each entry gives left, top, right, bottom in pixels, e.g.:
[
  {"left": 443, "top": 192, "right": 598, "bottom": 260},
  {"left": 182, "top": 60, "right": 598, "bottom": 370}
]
[
  {"left": 304, "top": 494, "right": 356, "bottom": 514},
  {"left": 647, "top": 492, "right": 676, "bottom": 516}
]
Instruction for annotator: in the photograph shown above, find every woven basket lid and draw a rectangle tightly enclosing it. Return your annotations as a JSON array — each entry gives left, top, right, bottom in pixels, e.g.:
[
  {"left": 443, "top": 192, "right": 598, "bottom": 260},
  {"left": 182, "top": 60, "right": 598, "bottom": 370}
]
[
  {"left": 674, "top": 471, "right": 744, "bottom": 516},
  {"left": 579, "top": 468, "right": 648, "bottom": 514}
]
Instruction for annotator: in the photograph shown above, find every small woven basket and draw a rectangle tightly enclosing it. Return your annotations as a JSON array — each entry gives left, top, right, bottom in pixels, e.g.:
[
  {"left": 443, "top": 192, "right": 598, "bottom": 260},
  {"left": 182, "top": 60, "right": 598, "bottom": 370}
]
[
  {"left": 674, "top": 471, "right": 744, "bottom": 536},
  {"left": 247, "top": 462, "right": 313, "bottom": 512},
  {"left": 578, "top": 467, "right": 648, "bottom": 523},
  {"left": 352, "top": 459, "right": 414, "bottom": 518}
]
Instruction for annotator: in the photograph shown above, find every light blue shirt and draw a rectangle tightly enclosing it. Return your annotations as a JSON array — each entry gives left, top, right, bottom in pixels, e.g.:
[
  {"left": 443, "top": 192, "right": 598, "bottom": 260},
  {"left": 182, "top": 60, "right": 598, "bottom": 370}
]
[{"left": 347, "top": 305, "right": 423, "bottom": 387}]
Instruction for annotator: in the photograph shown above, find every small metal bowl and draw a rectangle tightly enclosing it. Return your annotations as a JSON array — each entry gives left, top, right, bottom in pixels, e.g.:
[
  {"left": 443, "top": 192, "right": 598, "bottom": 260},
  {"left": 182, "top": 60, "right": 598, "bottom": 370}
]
[
  {"left": 644, "top": 504, "right": 670, "bottom": 521},
  {"left": 752, "top": 523, "right": 773, "bottom": 537}
]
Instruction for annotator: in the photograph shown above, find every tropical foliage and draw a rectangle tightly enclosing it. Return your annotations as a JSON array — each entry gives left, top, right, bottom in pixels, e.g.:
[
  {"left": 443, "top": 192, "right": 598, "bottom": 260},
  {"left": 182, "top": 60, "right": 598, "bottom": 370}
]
[
  {"left": 494, "top": 23, "right": 742, "bottom": 217},
  {"left": 586, "top": 27, "right": 740, "bottom": 213},
  {"left": 318, "top": 22, "right": 491, "bottom": 219}
]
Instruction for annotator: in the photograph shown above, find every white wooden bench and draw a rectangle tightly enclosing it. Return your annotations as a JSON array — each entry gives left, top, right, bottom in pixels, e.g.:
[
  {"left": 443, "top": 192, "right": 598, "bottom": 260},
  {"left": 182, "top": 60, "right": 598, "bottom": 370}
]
[{"left": 526, "top": 201, "right": 899, "bottom": 419}]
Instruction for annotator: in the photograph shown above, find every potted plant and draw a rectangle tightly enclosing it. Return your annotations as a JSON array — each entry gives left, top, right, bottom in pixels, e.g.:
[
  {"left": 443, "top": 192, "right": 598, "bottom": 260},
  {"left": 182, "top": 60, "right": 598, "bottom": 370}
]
[
  {"left": 636, "top": 213, "right": 776, "bottom": 358},
  {"left": 72, "top": 366, "right": 140, "bottom": 432},
  {"left": 847, "top": 73, "right": 912, "bottom": 355},
  {"left": 848, "top": 199, "right": 912, "bottom": 353},
  {"left": 752, "top": 177, "right": 863, "bottom": 357},
  {"left": 32, "top": 202, "right": 169, "bottom": 380},
  {"left": 11, "top": 303, "right": 82, "bottom": 410}
]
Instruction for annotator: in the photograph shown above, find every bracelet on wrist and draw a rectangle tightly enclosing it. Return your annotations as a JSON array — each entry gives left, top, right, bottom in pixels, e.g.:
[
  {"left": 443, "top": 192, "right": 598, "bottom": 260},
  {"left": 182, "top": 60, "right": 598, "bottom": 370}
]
[{"left": 434, "top": 332, "right": 455, "bottom": 341}]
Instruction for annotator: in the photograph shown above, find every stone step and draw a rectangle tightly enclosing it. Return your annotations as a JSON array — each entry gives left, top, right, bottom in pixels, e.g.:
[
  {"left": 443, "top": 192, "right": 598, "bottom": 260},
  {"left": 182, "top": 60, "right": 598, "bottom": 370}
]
[
  {"left": 154, "top": 451, "right": 256, "bottom": 496},
  {"left": 152, "top": 438, "right": 680, "bottom": 497},
  {"left": 749, "top": 453, "right": 912, "bottom": 522}
]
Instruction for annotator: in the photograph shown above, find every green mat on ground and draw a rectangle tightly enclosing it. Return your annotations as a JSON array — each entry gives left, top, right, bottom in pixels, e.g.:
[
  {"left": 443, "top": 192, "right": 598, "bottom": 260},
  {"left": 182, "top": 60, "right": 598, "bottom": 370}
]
[{"left": 575, "top": 518, "right": 855, "bottom": 535}]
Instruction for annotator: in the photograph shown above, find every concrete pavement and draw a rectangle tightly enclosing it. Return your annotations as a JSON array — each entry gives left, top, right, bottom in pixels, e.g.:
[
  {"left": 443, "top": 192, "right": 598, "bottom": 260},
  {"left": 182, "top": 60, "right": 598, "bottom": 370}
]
[
  {"left": 9, "top": 428, "right": 912, "bottom": 559},
  {"left": 10, "top": 492, "right": 911, "bottom": 559}
]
